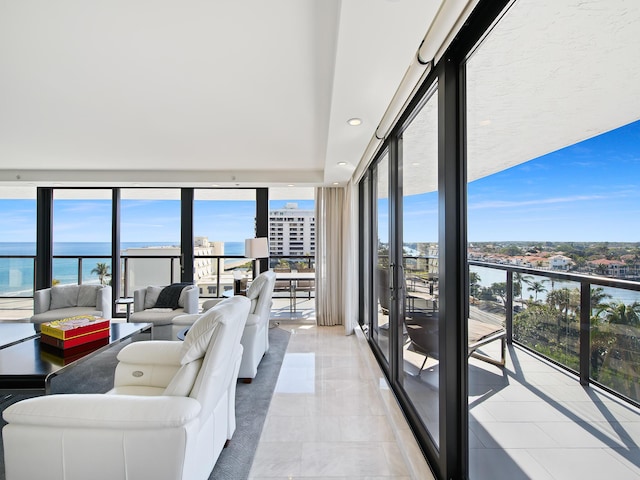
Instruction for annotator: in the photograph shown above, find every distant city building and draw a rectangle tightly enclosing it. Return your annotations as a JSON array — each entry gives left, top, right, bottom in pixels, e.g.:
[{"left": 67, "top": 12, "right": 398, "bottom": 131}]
[{"left": 269, "top": 203, "right": 315, "bottom": 257}]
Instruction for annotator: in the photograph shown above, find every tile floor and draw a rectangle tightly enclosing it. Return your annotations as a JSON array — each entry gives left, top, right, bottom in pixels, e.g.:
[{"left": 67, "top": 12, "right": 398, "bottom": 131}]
[
  {"left": 249, "top": 319, "right": 433, "bottom": 480},
  {"left": 468, "top": 342, "right": 640, "bottom": 480}
]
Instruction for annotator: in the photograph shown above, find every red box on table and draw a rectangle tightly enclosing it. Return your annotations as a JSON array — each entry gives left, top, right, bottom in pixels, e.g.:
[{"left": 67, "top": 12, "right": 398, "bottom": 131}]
[{"left": 40, "top": 315, "right": 110, "bottom": 349}]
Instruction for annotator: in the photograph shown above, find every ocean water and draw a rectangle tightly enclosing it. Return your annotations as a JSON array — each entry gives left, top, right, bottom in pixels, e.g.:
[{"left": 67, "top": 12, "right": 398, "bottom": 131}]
[{"left": 0, "top": 242, "right": 244, "bottom": 296}]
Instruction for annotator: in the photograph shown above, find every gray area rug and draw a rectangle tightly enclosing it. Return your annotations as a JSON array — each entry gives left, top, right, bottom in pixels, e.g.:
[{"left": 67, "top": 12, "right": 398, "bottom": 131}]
[{"left": 0, "top": 327, "right": 291, "bottom": 480}]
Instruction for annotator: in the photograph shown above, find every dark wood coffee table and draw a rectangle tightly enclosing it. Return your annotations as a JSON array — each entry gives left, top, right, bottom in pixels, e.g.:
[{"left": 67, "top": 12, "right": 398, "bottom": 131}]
[{"left": 0, "top": 322, "right": 152, "bottom": 394}]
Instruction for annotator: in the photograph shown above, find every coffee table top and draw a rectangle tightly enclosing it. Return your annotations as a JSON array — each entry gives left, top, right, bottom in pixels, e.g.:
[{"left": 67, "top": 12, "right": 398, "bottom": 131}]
[{"left": 0, "top": 322, "right": 152, "bottom": 393}]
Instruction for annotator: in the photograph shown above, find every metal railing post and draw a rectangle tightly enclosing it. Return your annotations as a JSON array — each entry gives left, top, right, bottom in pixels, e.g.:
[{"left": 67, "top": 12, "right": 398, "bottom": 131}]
[
  {"left": 506, "top": 269, "right": 513, "bottom": 344},
  {"left": 579, "top": 281, "right": 591, "bottom": 386}
]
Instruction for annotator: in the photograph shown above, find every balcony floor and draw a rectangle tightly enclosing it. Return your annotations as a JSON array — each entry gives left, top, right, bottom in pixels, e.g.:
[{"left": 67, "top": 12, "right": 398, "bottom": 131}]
[{"left": 466, "top": 340, "right": 640, "bottom": 479}]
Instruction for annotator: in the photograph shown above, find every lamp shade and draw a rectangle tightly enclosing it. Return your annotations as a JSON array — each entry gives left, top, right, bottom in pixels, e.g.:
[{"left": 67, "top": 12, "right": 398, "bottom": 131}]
[{"left": 245, "top": 237, "right": 269, "bottom": 258}]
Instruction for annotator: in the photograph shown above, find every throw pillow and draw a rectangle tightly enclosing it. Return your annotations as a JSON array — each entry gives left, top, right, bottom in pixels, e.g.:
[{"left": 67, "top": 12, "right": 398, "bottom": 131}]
[
  {"left": 77, "top": 285, "right": 100, "bottom": 307},
  {"left": 50, "top": 285, "right": 80, "bottom": 310},
  {"left": 143, "top": 286, "right": 164, "bottom": 310}
]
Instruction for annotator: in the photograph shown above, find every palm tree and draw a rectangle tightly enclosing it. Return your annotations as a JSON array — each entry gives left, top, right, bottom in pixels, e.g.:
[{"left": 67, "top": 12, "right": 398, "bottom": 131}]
[
  {"left": 514, "top": 272, "right": 533, "bottom": 300},
  {"left": 596, "top": 301, "right": 640, "bottom": 327},
  {"left": 529, "top": 280, "right": 548, "bottom": 302},
  {"left": 91, "top": 262, "right": 111, "bottom": 286}
]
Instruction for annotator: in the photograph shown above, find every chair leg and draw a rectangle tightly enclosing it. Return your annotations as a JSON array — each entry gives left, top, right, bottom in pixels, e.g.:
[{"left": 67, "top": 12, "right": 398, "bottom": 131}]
[{"left": 417, "top": 355, "right": 428, "bottom": 376}]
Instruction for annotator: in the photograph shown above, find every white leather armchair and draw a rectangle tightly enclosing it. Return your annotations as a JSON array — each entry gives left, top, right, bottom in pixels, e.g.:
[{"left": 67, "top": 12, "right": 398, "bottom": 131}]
[
  {"left": 31, "top": 284, "right": 112, "bottom": 325},
  {"left": 174, "top": 270, "right": 276, "bottom": 382},
  {"left": 129, "top": 283, "right": 199, "bottom": 326},
  {"left": 2, "top": 296, "right": 250, "bottom": 480}
]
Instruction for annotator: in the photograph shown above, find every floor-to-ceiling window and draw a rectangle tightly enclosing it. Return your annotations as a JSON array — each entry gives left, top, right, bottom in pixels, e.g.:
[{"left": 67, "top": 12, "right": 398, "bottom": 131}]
[
  {"left": 269, "top": 187, "right": 316, "bottom": 319},
  {"left": 194, "top": 189, "right": 256, "bottom": 297},
  {"left": 0, "top": 187, "right": 36, "bottom": 318},
  {"left": 120, "top": 189, "right": 181, "bottom": 296},
  {"left": 359, "top": 0, "right": 640, "bottom": 478},
  {"left": 464, "top": 0, "right": 640, "bottom": 478},
  {"left": 52, "top": 189, "right": 112, "bottom": 287}
]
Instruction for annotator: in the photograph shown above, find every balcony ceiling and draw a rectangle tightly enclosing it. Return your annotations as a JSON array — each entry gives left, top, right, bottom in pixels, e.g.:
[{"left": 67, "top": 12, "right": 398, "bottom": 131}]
[{"left": 0, "top": 0, "right": 442, "bottom": 188}]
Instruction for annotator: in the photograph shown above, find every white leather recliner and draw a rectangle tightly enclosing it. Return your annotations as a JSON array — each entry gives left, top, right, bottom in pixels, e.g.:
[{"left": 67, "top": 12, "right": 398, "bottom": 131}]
[
  {"left": 174, "top": 270, "right": 276, "bottom": 382},
  {"left": 2, "top": 296, "right": 251, "bottom": 480}
]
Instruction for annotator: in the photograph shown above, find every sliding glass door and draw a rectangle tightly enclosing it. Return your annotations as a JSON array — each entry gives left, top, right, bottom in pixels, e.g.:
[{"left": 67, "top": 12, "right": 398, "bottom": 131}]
[
  {"left": 398, "top": 87, "right": 440, "bottom": 447},
  {"left": 372, "top": 153, "right": 391, "bottom": 364}
]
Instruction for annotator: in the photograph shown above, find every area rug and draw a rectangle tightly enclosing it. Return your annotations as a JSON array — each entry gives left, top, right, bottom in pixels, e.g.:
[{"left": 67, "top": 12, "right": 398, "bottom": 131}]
[{"left": 0, "top": 327, "right": 291, "bottom": 480}]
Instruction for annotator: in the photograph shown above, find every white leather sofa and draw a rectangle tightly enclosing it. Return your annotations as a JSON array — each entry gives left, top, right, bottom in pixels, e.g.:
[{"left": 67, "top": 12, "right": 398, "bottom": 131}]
[
  {"left": 174, "top": 270, "right": 276, "bottom": 382},
  {"left": 30, "top": 284, "right": 112, "bottom": 325},
  {"left": 2, "top": 295, "right": 250, "bottom": 480},
  {"left": 129, "top": 283, "right": 198, "bottom": 326}
]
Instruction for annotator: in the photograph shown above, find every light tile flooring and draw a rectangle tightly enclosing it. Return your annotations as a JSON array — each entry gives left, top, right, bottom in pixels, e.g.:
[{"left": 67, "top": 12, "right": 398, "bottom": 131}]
[
  {"left": 468, "top": 342, "right": 640, "bottom": 480},
  {"left": 249, "top": 317, "right": 433, "bottom": 480}
]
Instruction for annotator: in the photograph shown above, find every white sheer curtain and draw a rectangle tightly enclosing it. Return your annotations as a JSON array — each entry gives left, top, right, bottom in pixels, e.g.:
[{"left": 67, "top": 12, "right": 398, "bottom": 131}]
[
  {"left": 343, "top": 181, "right": 358, "bottom": 334},
  {"left": 315, "top": 187, "right": 343, "bottom": 326}
]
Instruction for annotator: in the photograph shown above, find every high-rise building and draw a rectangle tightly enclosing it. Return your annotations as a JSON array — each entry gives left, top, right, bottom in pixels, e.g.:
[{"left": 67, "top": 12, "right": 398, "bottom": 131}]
[{"left": 268, "top": 203, "right": 315, "bottom": 257}]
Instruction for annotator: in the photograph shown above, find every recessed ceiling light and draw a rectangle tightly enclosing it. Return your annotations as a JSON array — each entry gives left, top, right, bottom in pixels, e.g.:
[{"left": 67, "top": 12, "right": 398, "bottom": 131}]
[
  {"left": 287, "top": 184, "right": 295, "bottom": 187},
  {"left": 211, "top": 184, "right": 219, "bottom": 187},
  {"left": 347, "top": 118, "right": 362, "bottom": 126},
  {"left": 337, "top": 161, "right": 348, "bottom": 166},
  {"left": 332, "top": 182, "right": 339, "bottom": 185},
  {"left": 411, "top": 162, "right": 420, "bottom": 166}
]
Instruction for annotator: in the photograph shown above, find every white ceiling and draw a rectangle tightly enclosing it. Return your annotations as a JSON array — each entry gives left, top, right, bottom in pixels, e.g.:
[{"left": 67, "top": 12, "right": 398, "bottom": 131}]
[{"left": 0, "top": 0, "right": 444, "bottom": 188}]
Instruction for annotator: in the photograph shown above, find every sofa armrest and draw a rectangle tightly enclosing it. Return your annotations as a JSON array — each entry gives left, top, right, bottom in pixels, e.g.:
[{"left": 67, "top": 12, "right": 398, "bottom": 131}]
[
  {"left": 114, "top": 341, "right": 184, "bottom": 389},
  {"left": 33, "top": 288, "right": 51, "bottom": 314},
  {"left": 184, "top": 286, "right": 199, "bottom": 314},
  {"left": 133, "top": 288, "right": 146, "bottom": 312},
  {"left": 96, "top": 285, "right": 112, "bottom": 319},
  {"left": 3, "top": 394, "right": 201, "bottom": 429}
]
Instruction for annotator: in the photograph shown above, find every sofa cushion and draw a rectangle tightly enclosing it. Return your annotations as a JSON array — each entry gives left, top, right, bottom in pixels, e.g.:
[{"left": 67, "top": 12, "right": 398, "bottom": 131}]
[
  {"left": 77, "top": 285, "right": 100, "bottom": 307},
  {"left": 143, "top": 286, "right": 164, "bottom": 309},
  {"left": 129, "top": 308, "right": 186, "bottom": 326},
  {"left": 180, "top": 308, "right": 220, "bottom": 364},
  {"left": 31, "top": 307, "right": 103, "bottom": 324},
  {"left": 49, "top": 285, "right": 80, "bottom": 310}
]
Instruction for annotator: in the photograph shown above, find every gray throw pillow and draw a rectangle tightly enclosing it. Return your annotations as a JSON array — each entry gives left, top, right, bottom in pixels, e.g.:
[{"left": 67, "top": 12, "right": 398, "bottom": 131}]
[
  {"left": 77, "top": 285, "right": 100, "bottom": 307},
  {"left": 50, "top": 285, "right": 80, "bottom": 310},
  {"left": 143, "top": 286, "right": 164, "bottom": 310}
]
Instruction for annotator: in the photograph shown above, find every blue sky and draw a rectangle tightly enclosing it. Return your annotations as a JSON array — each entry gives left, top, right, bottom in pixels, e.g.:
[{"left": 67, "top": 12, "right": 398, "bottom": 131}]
[
  {"left": 2, "top": 119, "right": 639, "bottom": 245},
  {"left": 400, "top": 119, "right": 640, "bottom": 243},
  {"left": 0, "top": 197, "right": 315, "bottom": 244}
]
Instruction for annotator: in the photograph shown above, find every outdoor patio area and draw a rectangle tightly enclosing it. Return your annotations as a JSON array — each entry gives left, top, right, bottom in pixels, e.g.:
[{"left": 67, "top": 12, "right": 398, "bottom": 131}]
[{"left": 402, "top": 336, "right": 640, "bottom": 479}]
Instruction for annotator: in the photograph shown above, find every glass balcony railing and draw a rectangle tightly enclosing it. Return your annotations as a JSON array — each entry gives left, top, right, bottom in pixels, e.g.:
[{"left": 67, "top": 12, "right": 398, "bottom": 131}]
[
  {"left": 1, "top": 253, "right": 316, "bottom": 317},
  {"left": 469, "top": 260, "right": 640, "bottom": 407}
]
